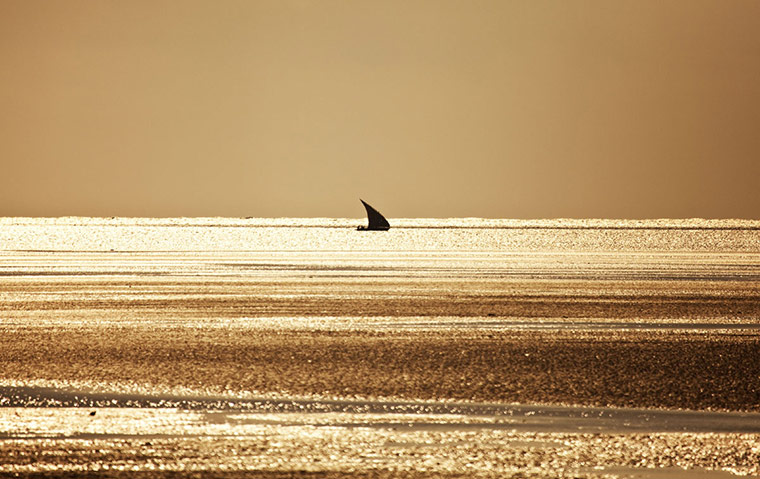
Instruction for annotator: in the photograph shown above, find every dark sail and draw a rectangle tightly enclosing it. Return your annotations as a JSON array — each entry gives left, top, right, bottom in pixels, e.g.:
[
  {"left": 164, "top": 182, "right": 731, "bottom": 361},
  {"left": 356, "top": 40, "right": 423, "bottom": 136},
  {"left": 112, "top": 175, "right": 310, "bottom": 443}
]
[{"left": 358, "top": 199, "right": 390, "bottom": 231}]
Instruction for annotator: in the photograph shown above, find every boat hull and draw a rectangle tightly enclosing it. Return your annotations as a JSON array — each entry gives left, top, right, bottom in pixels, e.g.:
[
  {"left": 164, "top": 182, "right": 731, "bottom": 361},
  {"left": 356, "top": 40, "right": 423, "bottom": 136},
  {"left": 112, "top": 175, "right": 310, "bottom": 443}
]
[{"left": 357, "top": 225, "right": 390, "bottom": 231}]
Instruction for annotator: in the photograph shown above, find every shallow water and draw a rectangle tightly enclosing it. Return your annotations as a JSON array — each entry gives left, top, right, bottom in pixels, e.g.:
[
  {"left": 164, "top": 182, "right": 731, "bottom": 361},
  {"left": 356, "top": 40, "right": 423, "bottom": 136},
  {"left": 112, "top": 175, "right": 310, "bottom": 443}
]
[{"left": 1, "top": 218, "right": 759, "bottom": 477}]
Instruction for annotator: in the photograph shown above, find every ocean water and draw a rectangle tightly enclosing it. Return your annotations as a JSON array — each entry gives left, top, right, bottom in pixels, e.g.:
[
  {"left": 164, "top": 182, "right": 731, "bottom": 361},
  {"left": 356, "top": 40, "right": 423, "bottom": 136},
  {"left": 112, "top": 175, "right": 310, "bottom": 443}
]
[
  {"left": 1, "top": 217, "right": 760, "bottom": 285},
  {"left": 2, "top": 218, "right": 760, "bottom": 477},
  {"left": 2, "top": 217, "right": 759, "bottom": 332},
  {"left": 2, "top": 217, "right": 760, "bottom": 252}
]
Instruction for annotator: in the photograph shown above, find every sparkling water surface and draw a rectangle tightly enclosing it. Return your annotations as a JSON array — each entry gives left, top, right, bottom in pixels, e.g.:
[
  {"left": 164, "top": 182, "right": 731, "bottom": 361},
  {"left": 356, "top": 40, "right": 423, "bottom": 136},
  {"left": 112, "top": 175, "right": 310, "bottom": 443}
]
[
  {"left": 2, "top": 218, "right": 760, "bottom": 477},
  {"left": 2, "top": 217, "right": 760, "bottom": 252}
]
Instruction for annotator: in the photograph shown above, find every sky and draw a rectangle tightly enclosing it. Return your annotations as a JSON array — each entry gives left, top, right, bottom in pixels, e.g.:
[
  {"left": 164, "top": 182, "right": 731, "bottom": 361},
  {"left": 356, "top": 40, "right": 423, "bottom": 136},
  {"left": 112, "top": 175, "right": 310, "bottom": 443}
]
[{"left": 2, "top": 0, "right": 759, "bottom": 219}]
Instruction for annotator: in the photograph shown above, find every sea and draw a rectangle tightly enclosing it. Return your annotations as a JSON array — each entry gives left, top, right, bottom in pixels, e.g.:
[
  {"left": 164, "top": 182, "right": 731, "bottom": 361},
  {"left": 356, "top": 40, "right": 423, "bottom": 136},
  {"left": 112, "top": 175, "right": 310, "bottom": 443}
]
[
  {"left": 2, "top": 216, "right": 760, "bottom": 330},
  {"left": 1, "top": 217, "right": 760, "bottom": 477},
  {"left": 2, "top": 217, "right": 760, "bottom": 252}
]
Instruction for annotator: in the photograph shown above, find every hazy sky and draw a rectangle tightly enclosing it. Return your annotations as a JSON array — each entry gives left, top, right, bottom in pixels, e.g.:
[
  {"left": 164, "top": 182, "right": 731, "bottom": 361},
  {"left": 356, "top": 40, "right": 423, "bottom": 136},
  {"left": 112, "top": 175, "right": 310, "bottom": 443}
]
[{"left": 2, "top": 1, "right": 759, "bottom": 218}]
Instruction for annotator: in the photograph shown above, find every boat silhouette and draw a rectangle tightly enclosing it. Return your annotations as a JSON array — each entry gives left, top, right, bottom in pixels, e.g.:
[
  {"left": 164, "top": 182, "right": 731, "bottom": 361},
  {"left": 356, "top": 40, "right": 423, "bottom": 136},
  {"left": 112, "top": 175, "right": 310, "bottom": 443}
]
[{"left": 357, "top": 199, "right": 390, "bottom": 231}]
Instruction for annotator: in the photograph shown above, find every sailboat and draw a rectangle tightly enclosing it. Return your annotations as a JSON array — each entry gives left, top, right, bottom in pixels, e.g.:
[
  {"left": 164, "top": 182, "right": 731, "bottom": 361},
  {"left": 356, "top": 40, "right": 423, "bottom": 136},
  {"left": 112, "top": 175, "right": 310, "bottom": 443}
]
[{"left": 357, "top": 199, "right": 390, "bottom": 231}]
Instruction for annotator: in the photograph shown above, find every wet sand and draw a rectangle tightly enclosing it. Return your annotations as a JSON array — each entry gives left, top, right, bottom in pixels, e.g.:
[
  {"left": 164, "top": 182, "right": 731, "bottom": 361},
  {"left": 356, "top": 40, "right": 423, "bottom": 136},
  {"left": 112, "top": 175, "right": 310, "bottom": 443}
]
[{"left": 1, "top": 220, "right": 760, "bottom": 477}]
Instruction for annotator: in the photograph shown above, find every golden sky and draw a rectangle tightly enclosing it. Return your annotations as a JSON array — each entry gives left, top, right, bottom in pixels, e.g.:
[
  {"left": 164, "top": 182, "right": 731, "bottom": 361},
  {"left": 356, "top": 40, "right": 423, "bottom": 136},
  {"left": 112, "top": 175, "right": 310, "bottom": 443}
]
[{"left": 2, "top": 0, "right": 759, "bottom": 218}]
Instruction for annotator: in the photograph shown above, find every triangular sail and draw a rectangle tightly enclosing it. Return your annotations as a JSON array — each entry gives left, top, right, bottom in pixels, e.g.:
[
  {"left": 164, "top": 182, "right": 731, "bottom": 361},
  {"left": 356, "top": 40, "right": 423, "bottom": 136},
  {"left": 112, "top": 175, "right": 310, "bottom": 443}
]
[{"left": 360, "top": 199, "right": 390, "bottom": 231}]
